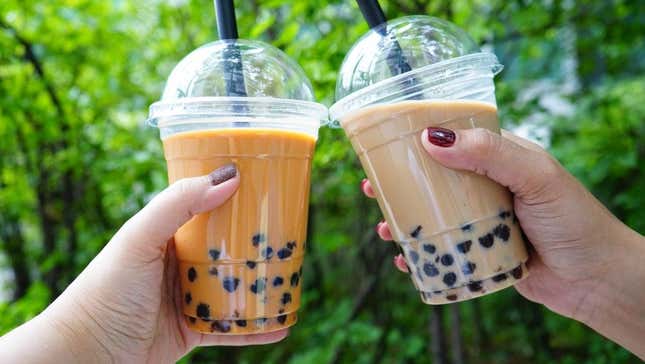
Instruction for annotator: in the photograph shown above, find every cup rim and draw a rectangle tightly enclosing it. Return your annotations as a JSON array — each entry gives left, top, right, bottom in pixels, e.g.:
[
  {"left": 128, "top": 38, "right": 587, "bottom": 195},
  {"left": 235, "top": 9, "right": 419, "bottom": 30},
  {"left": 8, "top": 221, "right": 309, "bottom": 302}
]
[
  {"left": 147, "top": 96, "right": 329, "bottom": 128},
  {"left": 329, "top": 52, "right": 503, "bottom": 123}
]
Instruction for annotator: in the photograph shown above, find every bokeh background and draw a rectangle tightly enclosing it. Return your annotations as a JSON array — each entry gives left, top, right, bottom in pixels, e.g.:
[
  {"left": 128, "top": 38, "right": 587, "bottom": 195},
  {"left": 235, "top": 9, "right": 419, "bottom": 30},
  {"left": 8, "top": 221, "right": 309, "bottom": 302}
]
[{"left": 1, "top": 1, "right": 644, "bottom": 363}]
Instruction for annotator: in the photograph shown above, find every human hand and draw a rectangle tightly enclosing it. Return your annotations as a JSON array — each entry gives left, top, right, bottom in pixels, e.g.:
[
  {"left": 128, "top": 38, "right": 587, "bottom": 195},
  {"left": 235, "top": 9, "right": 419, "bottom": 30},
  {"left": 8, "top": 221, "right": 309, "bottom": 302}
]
[
  {"left": 0, "top": 164, "right": 287, "bottom": 363},
  {"left": 362, "top": 127, "right": 645, "bottom": 359}
]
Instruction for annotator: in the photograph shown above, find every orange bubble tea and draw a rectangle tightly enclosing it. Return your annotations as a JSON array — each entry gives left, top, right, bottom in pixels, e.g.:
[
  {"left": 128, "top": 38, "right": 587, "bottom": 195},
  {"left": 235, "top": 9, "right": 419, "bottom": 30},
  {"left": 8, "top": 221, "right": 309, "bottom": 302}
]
[{"left": 148, "top": 39, "right": 327, "bottom": 335}]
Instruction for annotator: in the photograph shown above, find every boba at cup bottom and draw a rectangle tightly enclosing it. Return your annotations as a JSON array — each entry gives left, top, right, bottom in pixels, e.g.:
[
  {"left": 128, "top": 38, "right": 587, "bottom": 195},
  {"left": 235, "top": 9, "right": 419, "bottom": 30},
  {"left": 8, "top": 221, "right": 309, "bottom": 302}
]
[
  {"left": 184, "top": 311, "right": 298, "bottom": 335},
  {"left": 419, "top": 262, "right": 528, "bottom": 304}
]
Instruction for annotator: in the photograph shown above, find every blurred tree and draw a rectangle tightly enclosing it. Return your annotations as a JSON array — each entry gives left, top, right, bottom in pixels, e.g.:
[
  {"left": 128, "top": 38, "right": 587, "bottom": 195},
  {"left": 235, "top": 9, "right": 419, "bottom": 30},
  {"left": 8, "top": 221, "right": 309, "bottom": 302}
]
[{"left": 0, "top": 0, "right": 642, "bottom": 363}]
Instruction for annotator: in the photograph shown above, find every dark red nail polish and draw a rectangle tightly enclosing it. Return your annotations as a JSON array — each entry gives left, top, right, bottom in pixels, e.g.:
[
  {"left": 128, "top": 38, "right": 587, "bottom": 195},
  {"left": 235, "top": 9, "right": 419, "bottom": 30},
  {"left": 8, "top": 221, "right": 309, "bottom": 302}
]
[
  {"left": 209, "top": 163, "right": 237, "bottom": 186},
  {"left": 426, "top": 127, "right": 455, "bottom": 147}
]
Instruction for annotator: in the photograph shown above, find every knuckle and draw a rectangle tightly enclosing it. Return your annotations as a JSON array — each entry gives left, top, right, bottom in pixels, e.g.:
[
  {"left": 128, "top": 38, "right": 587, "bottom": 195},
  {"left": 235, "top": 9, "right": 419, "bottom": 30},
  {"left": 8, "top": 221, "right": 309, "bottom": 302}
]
[
  {"left": 469, "top": 128, "right": 501, "bottom": 162},
  {"left": 520, "top": 152, "right": 565, "bottom": 201},
  {"left": 168, "top": 177, "right": 196, "bottom": 197},
  {"left": 166, "top": 178, "right": 201, "bottom": 218},
  {"left": 541, "top": 154, "right": 564, "bottom": 181}
]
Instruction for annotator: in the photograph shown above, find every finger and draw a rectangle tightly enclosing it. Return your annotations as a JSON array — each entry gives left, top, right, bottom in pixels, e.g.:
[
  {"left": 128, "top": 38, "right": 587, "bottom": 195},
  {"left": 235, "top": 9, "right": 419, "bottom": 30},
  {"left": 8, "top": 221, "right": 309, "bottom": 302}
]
[
  {"left": 118, "top": 164, "right": 240, "bottom": 250},
  {"left": 421, "top": 127, "right": 562, "bottom": 199},
  {"left": 198, "top": 329, "right": 289, "bottom": 346},
  {"left": 361, "top": 178, "right": 376, "bottom": 198},
  {"left": 500, "top": 129, "right": 545, "bottom": 153},
  {"left": 393, "top": 254, "right": 410, "bottom": 273},
  {"left": 376, "top": 220, "right": 393, "bottom": 241}
]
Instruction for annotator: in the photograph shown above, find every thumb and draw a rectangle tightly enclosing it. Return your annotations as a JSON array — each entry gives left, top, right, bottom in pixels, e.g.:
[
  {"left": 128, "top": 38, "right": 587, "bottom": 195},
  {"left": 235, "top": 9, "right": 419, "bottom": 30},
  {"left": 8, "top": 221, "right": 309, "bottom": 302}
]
[
  {"left": 420, "top": 127, "right": 562, "bottom": 200},
  {"left": 117, "top": 163, "right": 240, "bottom": 250}
]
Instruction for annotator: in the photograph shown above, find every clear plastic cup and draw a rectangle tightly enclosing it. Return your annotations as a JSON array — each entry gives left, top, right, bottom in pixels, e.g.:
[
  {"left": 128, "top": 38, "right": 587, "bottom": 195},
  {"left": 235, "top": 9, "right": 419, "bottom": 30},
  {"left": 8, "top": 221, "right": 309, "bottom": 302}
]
[
  {"left": 330, "top": 16, "right": 529, "bottom": 304},
  {"left": 148, "top": 39, "right": 327, "bottom": 334}
]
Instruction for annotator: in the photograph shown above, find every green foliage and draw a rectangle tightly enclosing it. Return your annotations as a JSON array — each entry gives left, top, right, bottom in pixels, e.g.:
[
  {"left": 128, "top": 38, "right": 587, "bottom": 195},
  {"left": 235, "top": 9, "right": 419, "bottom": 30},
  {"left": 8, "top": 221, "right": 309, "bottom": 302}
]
[
  {"left": 0, "top": 282, "right": 49, "bottom": 330},
  {"left": 0, "top": 1, "right": 643, "bottom": 363},
  {"left": 552, "top": 77, "right": 645, "bottom": 232}
]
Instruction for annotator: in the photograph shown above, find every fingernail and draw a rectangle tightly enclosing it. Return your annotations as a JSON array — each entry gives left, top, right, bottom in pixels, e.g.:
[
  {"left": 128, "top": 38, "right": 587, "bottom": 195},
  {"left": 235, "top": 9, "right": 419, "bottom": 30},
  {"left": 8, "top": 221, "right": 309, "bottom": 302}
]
[
  {"left": 375, "top": 220, "right": 385, "bottom": 233},
  {"left": 426, "top": 127, "right": 455, "bottom": 147},
  {"left": 360, "top": 178, "right": 368, "bottom": 191},
  {"left": 209, "top": 163, "right": 237, "bottom": 186}
]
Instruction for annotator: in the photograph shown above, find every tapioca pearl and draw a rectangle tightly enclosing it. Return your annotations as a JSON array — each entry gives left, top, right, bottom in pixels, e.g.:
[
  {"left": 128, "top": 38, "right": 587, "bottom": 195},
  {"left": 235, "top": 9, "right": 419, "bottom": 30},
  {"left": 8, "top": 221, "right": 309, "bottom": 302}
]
[
  {"left": 510, "top": 265, "right": 523, "bottom": 279},
  {"left": 184, "top": 292, "right": 192, "bottom": 304},
  {"left": 407, "top": 250, "right": 420, "bottom": 264},
  {"left": 456, "top": 240, "right": 472, "bottom": 254},
  {"left": 461, "top": 224, "right": 473, "bottom": 232},
  {"left": 290, "top": 272, "right": 300, "bottom": 287},
  {"left": 281, "top": 292, "right": 292, "bottom": 305},
  {"left": 440, "top": 254, "right": 454, "bottom": 266},
  {"left": 443, "top": 272, "right": 457, "bottom": 287},
  {"left": 261, "top": 246, "right": 274, "bottom": 259},
  {"left": 410, "top": 225, "right": 422, "bottom": 238},
  {"left": 493, "top": 224, "right": 511, "bottom": 242},
  {"left": 498, "top": 210, "right": 512, "bottom": 219},
  {"left": 277, "top": 247, "right": 293, "bottom": 260},
  {"left": 446, "top": 294, "right": 458, "bottom": 301},
  {"left": 462, "top": 262, "right": 477, "bottom": 275},
  {"left": 222, "top": 277, "right": 240, "bottom": 293},
  {"left": 423, "top": 243, "right": 436, "bottom": 254},
  {"left": 187, "top": 267, "right": 197, "bottom": 282},
  {"left": 252, "top": 233, "right": 266, "bottom": 246},
  {"left": 277, "top": 314, "right": 287, "bottom": 324},
  {"left": 196, "top": 303, "right": 210, "bottom": 319},
  {"left": 273, "top": 276, "right": 284, "bottom": 287},
  {"left": 246, "top": 260, "right": 256, "bottom": 269},
  {"left": 235, "top": 320, "right": 247, "bottom": 327},
  {"left": 423, "top": 262, "right": 440, "bottom": 277},
  {"left": 211, "top": 320, "right": 231, "bottom": 333},
  {"left": 208, "top": 266, "right": 219, "bottom": 276},
  {"left": 478, "top": 233, "right": 494, "bottom": 248},
  {"left": 250, "top": 277, "right": 268, "bottom": 294},
  {"left": 208, "top": 249, "right": 221, "bottom": 260},
  {"left": 492, "top": 273, "right": 507, "bottom": 282},
  {"left": 286, "top": 241, "right": 297, "bottom": 250},
  {"left": 467, "top": 281, "right": 483, "bottom": 292}
]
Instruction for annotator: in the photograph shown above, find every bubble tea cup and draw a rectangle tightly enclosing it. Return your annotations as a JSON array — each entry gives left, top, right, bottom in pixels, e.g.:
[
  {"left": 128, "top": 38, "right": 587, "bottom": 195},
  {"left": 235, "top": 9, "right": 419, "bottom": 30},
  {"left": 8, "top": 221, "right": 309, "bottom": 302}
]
[
  {"left": 148, "top": 39, "right": 327, "bottom": 334},
  {"left": 330, "top": 16, "right": 529, "bottom": 304}
]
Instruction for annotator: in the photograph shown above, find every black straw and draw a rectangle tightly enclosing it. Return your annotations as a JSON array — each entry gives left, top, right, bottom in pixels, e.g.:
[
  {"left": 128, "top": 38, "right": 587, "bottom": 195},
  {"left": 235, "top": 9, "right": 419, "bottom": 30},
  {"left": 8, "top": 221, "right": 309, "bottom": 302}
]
[
  {"left": 215, "top": 0, "right": 239, "bottom": 40},
  {"left": 215, "top": 0, "right": 247, "bottom": 98},
  {"left": 356, "top": 0, "right": 418, "bottom": 96},
  {"left": 214, "top": 0, "right": 248, "bottom": 120},
  {"left": 357, "top": 0, "right": 387, "bottom": 29}
]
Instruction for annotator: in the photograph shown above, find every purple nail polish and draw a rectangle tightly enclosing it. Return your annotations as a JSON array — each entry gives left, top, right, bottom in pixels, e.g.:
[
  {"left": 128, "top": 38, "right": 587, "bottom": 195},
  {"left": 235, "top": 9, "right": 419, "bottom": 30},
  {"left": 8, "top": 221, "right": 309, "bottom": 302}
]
[{"left": 209, "top": 163, "right": 237, "bottom": 186}]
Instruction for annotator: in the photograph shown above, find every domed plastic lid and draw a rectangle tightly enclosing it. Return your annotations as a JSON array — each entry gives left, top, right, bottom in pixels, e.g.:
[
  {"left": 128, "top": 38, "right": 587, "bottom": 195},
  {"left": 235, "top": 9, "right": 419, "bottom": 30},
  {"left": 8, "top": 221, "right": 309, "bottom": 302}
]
[
  {"left": 148, "top": 39, "right": 327, "bottom": 127},
  {"left": 330, "top": 16, "right": 502, "bottom": 121}
]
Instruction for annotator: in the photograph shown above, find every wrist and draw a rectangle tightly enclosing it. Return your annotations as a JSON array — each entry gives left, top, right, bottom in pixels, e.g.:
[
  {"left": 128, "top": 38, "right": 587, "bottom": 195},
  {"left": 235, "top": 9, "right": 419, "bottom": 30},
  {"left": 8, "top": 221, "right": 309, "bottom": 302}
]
[
  {"left": 575, "top": 224, "right": 645, "bottom": 359},
  {"left": 43, "top": 306, "right": 115, "bottom": 363},
  {"left": 0, "top": 309, "right": 112, "bottom": 364}
]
